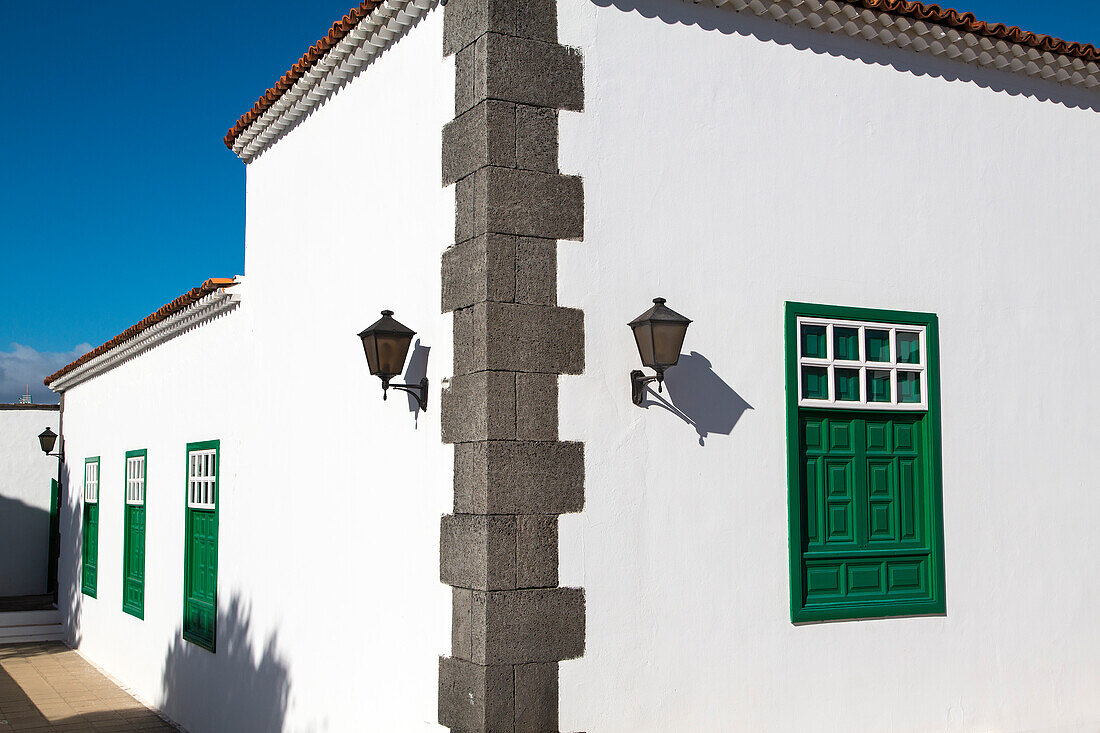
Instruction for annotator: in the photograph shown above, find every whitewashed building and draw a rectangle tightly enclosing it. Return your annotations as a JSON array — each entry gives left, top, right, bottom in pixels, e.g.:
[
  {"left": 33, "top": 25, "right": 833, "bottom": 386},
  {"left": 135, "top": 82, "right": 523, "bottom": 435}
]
[
  {"left": 0, "top": 403, "right": 60, "bottom": 599},
  {"left": 46, "top": 1, "right": 1099, "bottom": 731}
]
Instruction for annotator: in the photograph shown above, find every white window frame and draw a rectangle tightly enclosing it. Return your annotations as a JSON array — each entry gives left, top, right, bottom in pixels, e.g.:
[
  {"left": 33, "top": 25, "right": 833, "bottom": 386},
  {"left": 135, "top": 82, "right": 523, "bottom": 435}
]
[
  {"left": 126, "top": 455, "right": 146, "bottom": 505},
  {"left": 187, "top": 449, "right": 217, "bottom": 510},
  {"left": 796, "top": 316, "right": 928, "bottom": 410},
  {"left": 84, "top": 461, "right": 99, "bottom": 504}
]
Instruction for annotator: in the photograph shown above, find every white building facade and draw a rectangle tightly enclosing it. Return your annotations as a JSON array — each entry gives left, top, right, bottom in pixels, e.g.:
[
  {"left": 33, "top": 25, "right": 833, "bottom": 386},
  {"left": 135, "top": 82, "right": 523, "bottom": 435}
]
[
  {"left": 47, "top": 1, "right": 1099, "bottom": 731},
  {"left": 0, "top": 404, "right": 60, "bottom": 598}
]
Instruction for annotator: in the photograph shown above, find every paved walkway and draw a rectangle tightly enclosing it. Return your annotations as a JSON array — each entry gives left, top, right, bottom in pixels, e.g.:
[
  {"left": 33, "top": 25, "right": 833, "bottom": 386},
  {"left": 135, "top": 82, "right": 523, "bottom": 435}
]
[{"left": 0, "top": 642, "right": 175, "bottom": 731}]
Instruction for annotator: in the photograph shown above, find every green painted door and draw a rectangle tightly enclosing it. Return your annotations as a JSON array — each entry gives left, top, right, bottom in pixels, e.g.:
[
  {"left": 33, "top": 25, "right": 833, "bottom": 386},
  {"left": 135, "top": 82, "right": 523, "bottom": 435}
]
[
  {"left": 123, "top": 450, "right": 147, "bottom": 619},
  {"left": 123, "top": 504, "right": 145, "bottom": 617},
  {"left": 81, "top": 503, "right": 98, "bottom": 596},
  {"left": 184, "top": 441, "right": 219, "bottom": 652},
  {"left": 800, "top": 411, "right": 934, "bottom": 610}
]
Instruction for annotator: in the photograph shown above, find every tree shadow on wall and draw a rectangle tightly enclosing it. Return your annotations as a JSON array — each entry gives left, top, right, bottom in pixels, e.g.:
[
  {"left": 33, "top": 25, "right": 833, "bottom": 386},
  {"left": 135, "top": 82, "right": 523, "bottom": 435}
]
[
  {"left": 640, "top": 351, "right": 752, "bottom": 445},
  {"left": 160, "top": 595, "right": 290, "bottom": 733},
  {"left": 0, "top": 495, "right": 50, "bottom": 597}
]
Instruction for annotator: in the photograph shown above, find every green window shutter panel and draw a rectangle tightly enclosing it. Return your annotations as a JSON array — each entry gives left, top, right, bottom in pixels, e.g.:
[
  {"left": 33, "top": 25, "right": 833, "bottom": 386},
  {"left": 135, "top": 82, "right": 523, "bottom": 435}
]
[
  {"left": 81, "top": 504, "right": 98, "bottom": 597},
  {"left": 81, "top": 457, "right": 99, "bottom": 598},
  {"left": 786, "top": 303, "right": 946, "bottom": 623},
  {"left": 123, "top": 505, "right": 146, "bottom": 618},
  {"left": 184, "top": 440, "right": 219, "bottom": 652}
]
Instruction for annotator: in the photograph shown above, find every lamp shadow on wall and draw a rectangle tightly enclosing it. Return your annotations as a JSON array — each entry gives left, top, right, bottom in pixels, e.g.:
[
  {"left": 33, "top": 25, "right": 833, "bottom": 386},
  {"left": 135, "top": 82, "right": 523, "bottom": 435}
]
[
  {"left": 640, "top": 351, "right": 752, "bottom": 445},
  {"left": 595, "top": 0, "right": 1100, "bottom": 112},
  {"left": 160, "top": 595, "right": 290, "bottom": 732},
  {"left": 403, "top": 339, "right": 430, "bottom": 424}
]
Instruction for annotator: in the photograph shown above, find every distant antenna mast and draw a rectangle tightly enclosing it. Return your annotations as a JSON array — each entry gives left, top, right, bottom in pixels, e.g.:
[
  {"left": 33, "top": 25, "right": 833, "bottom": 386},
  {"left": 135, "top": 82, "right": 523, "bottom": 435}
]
[{"left": 19, "top": 384, "right": 32, "bottom": 404}]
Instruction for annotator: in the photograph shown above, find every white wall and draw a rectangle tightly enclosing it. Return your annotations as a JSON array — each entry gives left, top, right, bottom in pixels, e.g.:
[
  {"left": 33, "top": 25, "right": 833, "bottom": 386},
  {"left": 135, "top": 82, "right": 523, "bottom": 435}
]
[
  {"left": 0, "top": 406, "right": 59, "bottom": 596},
  {"left": 57, "top": 7, "right": 453, "bottom": 732},
  {"left": 556, "top": 1, "right": 1100, "bottom": 731}
]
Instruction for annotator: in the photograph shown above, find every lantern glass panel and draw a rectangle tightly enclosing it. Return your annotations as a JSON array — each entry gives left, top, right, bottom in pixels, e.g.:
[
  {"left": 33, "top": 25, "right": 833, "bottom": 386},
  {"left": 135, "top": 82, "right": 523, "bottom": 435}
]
[
  {"left": 651, "top": 321, "right": 688, "bottom": 368},
  {"left": 632, "top": 322, "right": 655, "bottom": 367},
  {"left": 376, "top": 333, "right": 413, "bottom": 377},
  {"left": 360, "top": 332, "right": 380, "bottom": 375}
]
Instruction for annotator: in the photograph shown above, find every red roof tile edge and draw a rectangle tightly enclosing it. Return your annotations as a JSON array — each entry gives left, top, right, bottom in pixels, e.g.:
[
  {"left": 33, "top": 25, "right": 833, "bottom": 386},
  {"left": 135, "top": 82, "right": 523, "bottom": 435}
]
[
  {"left": 222, "top": 0, "right": 1100, "bottom": 153},
  {"left": 44, "top": 279, "right": 238, "bottom": 387},
  {"left": 224, "top": 1, "right": 382, "bottom": 152},
  {"left": 852, "top": 0, "right": 1100, "bottom": 61}
]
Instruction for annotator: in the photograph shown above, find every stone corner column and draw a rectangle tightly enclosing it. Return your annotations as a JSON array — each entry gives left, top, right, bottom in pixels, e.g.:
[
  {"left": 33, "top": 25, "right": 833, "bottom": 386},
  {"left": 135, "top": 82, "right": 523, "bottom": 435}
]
[{"left": 438, "top": 0, "right": 585, "bottom": 730}]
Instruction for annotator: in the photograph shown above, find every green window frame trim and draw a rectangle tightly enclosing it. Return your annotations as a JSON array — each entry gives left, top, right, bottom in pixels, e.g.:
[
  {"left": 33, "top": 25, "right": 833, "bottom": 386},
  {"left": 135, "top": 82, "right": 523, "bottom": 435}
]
[
  {"left": 183, "top": 439, "right": 220, "bottom": 653},
  {"left": 81, "top": 457, "right": 100, "bottom": 598},
  {"left": 785, "top": 302, "right": 946, "bottom": 623},
  {"left": 122, "top": 449, "right": 147, "bottom": 620}
]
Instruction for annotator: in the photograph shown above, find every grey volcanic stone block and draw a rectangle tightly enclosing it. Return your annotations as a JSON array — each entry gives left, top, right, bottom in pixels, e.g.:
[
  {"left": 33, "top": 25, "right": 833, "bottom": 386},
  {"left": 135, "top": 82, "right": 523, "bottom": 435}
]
[
  {"left": 516, "top": 515, "right": 558, "bottom": 589},
  {"left": 444, "top": 0, "right": 558, "bottom": 56},
  {"left": 516, "top": 372, "right": 558, "bottom": 441},
  {"left": 466, "top": 34, "right": 583, "bottom": 113},
  {"left": 458, "top": 167, "right": 583, "bottom": 241},
  {"left": 466, "top": 587, "right": 585, "bottom": 665},
  {"left": 441, "top": 514, "right": 517, "bottom": 591},
  {"left": 443, "top": 101, "right": 516, "bottom": 186},
  {"left": 438, "top": 656, "right": 513, "bottom": 731},
  {"left": 515, "top": 105, "right": 558, "bottom": 173},
  {"left": 452, "top": 587, "right": 474, "bottom": 660},
  {"left": 515, "top": 663, "right": 558, "bottom": 732},
  {"left": 455, "top": 441, "right": 584, "bottom": 515},
  {"left": 515, "top": 237, "right": 557, "bottom": 306},
  {"left": 442, "top": 371, "right": 516, "bottom": 443},
  {"left": 442, "top": 234, "right": 516, "bottom": 312},
  {"left": 454, "top": 42, "right": 478, "bottom": 118},
  {"left": 453, "top": 302, "right": 584, "bottom": 375}
]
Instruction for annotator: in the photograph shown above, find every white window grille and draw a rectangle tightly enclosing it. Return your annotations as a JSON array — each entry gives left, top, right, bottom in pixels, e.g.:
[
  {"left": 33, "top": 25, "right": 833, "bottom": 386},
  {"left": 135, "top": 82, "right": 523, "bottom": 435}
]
[
  {"left": 188, "top": 449, "right": 217, "bottom": 510},
  {"left": 84, "top": 461, "right": 99, "bottom": 504},
  {"left": 126, "top": 455, "right": 146, "bottom": 505},
  {"left": 797, "top": 317, "right": 928, "bottom": 410}
]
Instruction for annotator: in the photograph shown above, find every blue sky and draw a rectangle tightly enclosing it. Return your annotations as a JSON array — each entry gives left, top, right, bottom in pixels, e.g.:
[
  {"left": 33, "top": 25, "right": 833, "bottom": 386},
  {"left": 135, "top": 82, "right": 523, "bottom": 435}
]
[{"left": 1, "top": 1, "right": 1097, "bottom": 402}]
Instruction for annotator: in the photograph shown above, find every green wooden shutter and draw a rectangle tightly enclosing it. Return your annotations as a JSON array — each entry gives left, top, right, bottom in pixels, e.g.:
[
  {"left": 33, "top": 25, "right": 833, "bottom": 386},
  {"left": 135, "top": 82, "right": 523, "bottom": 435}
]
[
  {"left": 786, "top": 303, "right": 946, "bottom": 622},
  {"left": 183, "top": 441, "right": 219, "bottom": 652},
  {"left": 122, "top": 450, "right": 147, "bottom": 619},
  {"left": 81, "top": 457, "right": 99, "bottom": 598}
]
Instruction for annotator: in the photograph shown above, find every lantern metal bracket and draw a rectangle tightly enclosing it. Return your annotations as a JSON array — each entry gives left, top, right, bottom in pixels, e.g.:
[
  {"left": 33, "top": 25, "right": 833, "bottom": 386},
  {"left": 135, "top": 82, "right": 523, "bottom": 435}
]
[
  {"left": 382, "top": 376, "right": 429, "bottom": 411},
  {"left": 631, "top": 369, "right": 666, "bottom": 406}
]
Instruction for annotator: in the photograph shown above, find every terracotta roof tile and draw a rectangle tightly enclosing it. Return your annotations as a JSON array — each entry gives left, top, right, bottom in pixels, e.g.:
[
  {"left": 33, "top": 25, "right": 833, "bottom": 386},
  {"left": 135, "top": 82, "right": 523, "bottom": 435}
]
[
  {"left": 44, "top": 279, "right": 238, "bottom": 387},
  {"left": 224, "top": 1, "right": 383, "bottom": 151},
  {"left": 850, "top": 1, "right": 1100, "bottom": 62}
]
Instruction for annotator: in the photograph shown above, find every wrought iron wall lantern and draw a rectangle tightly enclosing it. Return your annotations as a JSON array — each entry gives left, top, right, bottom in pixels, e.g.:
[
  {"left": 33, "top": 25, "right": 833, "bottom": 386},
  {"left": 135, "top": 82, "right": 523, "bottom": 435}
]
[
  {"left": 357, "top": 310, "right": 429, "bottom": 411},
  {"left": 38, "top": 427, "right": 63, "bottom": 457},
  {"left": 628, "top": 297, "right": 692, "bottom": 405}
]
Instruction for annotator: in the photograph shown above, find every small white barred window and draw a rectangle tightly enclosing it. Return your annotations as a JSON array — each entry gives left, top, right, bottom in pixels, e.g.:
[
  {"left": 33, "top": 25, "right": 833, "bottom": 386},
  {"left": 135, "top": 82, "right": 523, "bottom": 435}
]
[
  {"left": 84, "top": 461, "right": 99, "bottom": 504},
  {"left": 188, "top": 449, "right": 217, "bottom": 510},
  {"left": 126, "top": 455, "right": 146, "bottom": 505}
]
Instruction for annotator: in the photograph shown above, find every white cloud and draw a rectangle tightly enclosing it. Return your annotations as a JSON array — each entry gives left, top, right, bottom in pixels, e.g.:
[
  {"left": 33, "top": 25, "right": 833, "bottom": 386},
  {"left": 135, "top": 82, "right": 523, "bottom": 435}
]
[{"left": 0, "top": 343, "right": 93, "bottom": 404}]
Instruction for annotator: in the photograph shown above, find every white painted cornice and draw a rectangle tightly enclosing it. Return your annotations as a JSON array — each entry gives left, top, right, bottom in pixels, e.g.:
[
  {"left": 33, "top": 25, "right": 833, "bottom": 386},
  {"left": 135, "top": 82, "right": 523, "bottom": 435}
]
[
  {"left": 232, "top": 0, "right": 439, "bottom": 163},
  {"left": 47, "top": 285, "right": 242, "bottom": 393}
]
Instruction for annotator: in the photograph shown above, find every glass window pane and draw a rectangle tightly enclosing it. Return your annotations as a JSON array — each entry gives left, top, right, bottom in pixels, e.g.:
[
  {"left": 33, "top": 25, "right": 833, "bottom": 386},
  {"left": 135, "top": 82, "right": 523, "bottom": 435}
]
[
  {"left": 801, "top": 366, "right": 829, "bottom": 400},
  {"left": 833, "top": 327, "right": 859, "bottom": 361},
  {"left": 867, "top": 369, "right": 891, "bottom": 402},
  {"left": 865, "top": 329, "right": 890, "bottom": 362},
  {"left": 800, "top": 324, "right": 827, "bottom": 359},
  {"left": 834, "top": 368, "right": 860, "bottom": 401},
  {"left": 898, "top": 371, "right": 922, "bottom": 403},
  {"left": 897, "top": 331, "right": 920, "bottom": 364}
]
